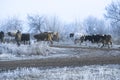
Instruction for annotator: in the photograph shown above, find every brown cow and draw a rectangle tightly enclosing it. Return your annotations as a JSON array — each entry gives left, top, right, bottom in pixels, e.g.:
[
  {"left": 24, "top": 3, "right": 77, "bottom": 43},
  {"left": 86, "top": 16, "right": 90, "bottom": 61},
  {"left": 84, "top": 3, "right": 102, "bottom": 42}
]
[
  {"left": 34, "top": 32, "right": 53, "bottom": 44},
  {"left": 101, "top": 35, "right": 112, "bottom": 48},
  {"left": 52, "top": 32, "right": 59, "bottom": 41}
]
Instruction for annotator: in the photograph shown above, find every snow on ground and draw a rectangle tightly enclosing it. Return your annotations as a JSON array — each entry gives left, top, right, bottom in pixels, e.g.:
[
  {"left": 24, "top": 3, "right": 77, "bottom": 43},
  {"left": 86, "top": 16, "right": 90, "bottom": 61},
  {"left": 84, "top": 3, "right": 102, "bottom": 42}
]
[
  {"left": 0, "top": 41, "right": 120, "bottom": 80},
  {"left": 0, "top": 64, "right": 120, "bottom": 80},
  {"left": 0, "top": 40, "right": 120, "bottom": 61},
  {"left": 0, "top": 42, "right": 69, "bottom": 61}
]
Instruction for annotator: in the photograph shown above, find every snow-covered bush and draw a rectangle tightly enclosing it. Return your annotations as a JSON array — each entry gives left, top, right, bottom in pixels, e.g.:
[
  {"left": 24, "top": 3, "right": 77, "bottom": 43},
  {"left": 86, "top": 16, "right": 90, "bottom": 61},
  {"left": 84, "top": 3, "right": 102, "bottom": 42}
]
[{"left": 0, "top": 42, "right": 52, "bottom": 57}]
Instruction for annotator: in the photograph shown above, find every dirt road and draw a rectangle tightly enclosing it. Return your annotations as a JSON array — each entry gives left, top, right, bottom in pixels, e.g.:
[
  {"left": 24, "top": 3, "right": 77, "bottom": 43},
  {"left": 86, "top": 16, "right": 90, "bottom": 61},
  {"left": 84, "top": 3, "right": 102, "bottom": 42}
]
[
  {"left": 0, "top": 45, "right": 120, "bottom": 71},
  {"left": 0, "top": 55, "right": 120, "bottom": 71}
]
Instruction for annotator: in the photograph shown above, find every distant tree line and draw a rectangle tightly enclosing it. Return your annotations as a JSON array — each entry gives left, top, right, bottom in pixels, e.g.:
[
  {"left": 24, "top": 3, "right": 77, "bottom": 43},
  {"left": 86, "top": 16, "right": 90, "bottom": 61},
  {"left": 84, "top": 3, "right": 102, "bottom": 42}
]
[
  {"left": 0, "top": 15, "right": 107, "bottom": 38},
  {"left": 0, "top": 0, "right": 120, "bottom": 42}
]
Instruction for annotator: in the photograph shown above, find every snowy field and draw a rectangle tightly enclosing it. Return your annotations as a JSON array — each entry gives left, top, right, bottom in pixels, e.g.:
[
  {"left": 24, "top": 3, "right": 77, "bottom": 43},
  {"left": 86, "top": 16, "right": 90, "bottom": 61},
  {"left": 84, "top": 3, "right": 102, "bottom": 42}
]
[
  {"left": 0, "top": 40, "right": 120, "bottom": 80},
  {"left": 0, "top": 42, "right": 69, "bottom": 61},
  {"left": 0, "top": 40, "right": 120, "bottom": 61},
  {"left": 0, "top": 64, "right": 120, "bottom": 80}
]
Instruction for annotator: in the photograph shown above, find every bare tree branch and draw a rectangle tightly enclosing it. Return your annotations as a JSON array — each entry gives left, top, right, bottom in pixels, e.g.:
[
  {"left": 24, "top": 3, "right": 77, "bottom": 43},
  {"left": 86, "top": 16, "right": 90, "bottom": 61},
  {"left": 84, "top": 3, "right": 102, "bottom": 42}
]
[
  {"left": 27, "top": 14, "right": 46, "bottom": 33},
  {"left": 105, "top": 0, "right": 120, "bottom": 36},
  {"left": 0, "top": 17, "right": 23, "bottom": 32}
]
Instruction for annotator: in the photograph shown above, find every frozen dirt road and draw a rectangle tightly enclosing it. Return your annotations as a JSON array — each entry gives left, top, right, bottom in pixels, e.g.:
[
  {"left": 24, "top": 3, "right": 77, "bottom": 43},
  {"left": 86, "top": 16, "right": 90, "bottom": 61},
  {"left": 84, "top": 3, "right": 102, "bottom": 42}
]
[
  {"left": 0, "top": 45, "right": 120, "bottom": 71},
  {"left": 0, "top": 55, "right": 120, "bottom": 71}
]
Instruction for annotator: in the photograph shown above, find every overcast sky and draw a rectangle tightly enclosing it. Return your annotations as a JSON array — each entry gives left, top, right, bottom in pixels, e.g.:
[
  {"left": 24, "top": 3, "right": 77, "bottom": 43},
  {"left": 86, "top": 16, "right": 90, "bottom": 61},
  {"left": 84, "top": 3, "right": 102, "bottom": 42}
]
[{"left": 0, "top": 0, "right": 112, "bottom": 23}]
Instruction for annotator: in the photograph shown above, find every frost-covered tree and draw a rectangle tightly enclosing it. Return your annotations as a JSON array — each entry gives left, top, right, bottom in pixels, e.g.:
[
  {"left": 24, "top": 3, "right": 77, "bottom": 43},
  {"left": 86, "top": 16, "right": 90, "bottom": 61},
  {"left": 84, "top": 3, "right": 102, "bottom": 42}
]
[
  {"left": 0, "top": 17, "right": 23, "bottom": 32},
  {"left": 45, "top": 16, "right": 63, "bottom": 32},
  {"left": 64, "top": 20, "right": 84, "bottom": 34},
  {"left": 105, "top": 0, "right": 120, "bottom": 37},
  {"left": 27, "top": 14, "right": 46, "bottom": 33},
  {"left": 44, "top": 16, "right": 65, "bottom": 40},
  {"left": 62, "top": 19, "right": 85, "bottom": 40},
  {"left": 83, "top": 16, "right": 106, "bottom": 35},
  {"left": 73, "top": 20, "right": 85, "bottom": 34}
]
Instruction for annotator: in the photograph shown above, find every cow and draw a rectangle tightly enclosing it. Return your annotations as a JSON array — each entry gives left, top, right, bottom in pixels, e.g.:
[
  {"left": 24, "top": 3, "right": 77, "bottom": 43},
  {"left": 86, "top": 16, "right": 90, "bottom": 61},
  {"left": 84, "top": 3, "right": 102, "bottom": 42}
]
[
  {"left": 15, "top": 30, "right": 22, "bottom": 46},
  {"left": 7, "top": 31, "right": 31, "bottom": 45},
  {"left": 34, "top": 32, "right": 53, "bottom": 44},
  {"left": 21, "top": 33, "right": 30, "bottom": 45},
  {"left": 7, "top": 32, "right": 16, "bottom": 37},
  {"left": 84, "top": 35, "right": 93, "bottom": 43},
  {"left": 52, "top": 32, "right": 59, "bottom": 42},
  {"left": 92, "top": 34, "right": 103, "bottom": 43},
  {"left": 74, "top": 34, "right": 93, "bottom": 45},
  {"left": 74, "top": 35, "right": 85, "bottom": 44},
  {"left": 100, "top": 34, "right": 112, "bottom": 48},
  {"left": 74, "top": 34, "right": 112, "bottom": 48},
  {"left": 75, "top": 35, "right": 95, "bottom": 45},
  {"left": 0, "top": 31, "right": 5, "bottom": 43},
  {"left": 69, "top": 33, "right": 74, "bottom": 38},
  {"left": 7, "top": 31, "right": 17, "bottom": 43},
  {"left": 89, "top": 34, "right": 112, "bottom": 48}
]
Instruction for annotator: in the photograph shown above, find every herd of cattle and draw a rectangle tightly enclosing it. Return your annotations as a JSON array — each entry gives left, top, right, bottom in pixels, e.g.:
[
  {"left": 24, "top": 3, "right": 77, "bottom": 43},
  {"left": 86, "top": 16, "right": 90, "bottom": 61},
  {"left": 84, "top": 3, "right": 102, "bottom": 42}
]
[
  {"left": 0, "top": 31, "right": 59, "bottom": 46},
  {"left": 0, "top": 31, "right": 113, "bottom": 48},
  {"left": 70, "top": 33, "right": 112, "bottom": 48}
]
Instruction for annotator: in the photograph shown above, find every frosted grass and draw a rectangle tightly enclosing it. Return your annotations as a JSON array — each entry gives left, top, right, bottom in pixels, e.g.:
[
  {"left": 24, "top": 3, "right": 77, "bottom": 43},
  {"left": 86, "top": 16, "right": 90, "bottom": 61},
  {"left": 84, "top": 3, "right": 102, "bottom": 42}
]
[
  {"left": 0, "top": 42, "right": 67, "bottom": 61},
  {"left": 0, "top": 65, "right": 120, "bottom": 80}
]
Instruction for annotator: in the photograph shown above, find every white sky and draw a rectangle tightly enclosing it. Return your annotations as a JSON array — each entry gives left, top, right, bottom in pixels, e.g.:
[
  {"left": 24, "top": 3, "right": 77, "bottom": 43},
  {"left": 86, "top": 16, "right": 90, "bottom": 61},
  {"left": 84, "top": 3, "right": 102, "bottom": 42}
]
[{"left": 0, "top": 0, "right": 112, "bottom": 23}]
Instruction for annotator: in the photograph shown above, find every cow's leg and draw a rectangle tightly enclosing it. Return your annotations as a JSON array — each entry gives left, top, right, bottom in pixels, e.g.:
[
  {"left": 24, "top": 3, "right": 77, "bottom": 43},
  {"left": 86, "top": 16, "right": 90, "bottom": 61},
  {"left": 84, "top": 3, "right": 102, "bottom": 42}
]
[
  {"left": 47, "top": 41, "right": 49, "bottom": 44},
  {"left": 50, "top": 40, "right": 53, "bottom": 44},
  {"left": 101, "top": 44, "right": 104, "bottom": 48},
  {"left": 108, "top": 43, "right": 110, "bottom": 48},
  {"left": 23, "top": 41, "right": 25, "bottom": 45},
  {"left": 108, "top": 41, "right": 112, "bottom": 48},
  {"left": 79, "top": 39, "right": 84, "bottom": 45},
  {"left": 79, "top": 40, "right": 82, "bottom": 45},
  {"left": 1, "top": 38, "right": 5, "bottom": 43},
  {"left": 17, "top": 40, "right": 20, "bottom": 46},
  {"left": 47, "top": 39, "right": 53, "bottom": 45},
  {"left": 97, "top": 42, "right": 99, "bottom": 47},
  {"left": 29, "top": 40, "right": 31, "bottom": 45},
  {"left": 85, "top": 42, "right": 87, "bottom": 46},
  {"left": 74, "top": 39, "right": 79, "bottom": 44},
  {"left": 74, "top": 39, "right": 77, "bottom": 44},
  {"left": 0, "top": 39, "right": 1, "bottom": 43},
  {"left": 110, "top": 41, "right": 112, "bottom": 47},
  {"left": 101, "top": 41, "right": 105, "bottom": 48}
]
